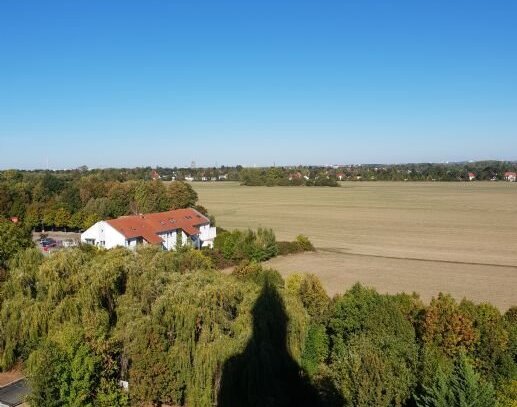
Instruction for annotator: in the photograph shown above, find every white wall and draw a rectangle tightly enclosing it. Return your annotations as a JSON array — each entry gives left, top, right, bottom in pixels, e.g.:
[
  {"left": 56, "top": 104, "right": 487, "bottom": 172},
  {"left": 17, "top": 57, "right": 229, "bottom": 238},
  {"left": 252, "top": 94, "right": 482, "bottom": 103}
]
[
  {"left": 81, "top": 221, "right": 216, "bottom": 250},
  {"left": 157, "top": 229, "right": 192, "bottom": 250},
  {"left": 81, "top": 221, "right": 126, "bottom": 249},
  {"left": 198, "top": 223, "right": 216, "bottom": 248},
  {"left": 158, "top": 229, "right": 179, "bottom": 250}
]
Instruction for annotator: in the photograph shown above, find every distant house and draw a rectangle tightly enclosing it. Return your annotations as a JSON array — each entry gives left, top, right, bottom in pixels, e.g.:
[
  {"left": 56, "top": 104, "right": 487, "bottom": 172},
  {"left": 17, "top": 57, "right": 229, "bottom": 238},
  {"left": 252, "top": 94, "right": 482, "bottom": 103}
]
[
  {"left": 10, "top": 217, "right": 19, "bottom": 224},
  {"left": 81, "top": 208, "right": 216, "bottom": 250},
  {"left": 288, "top": 172, "right": 303, "bottom": 181},
  {"left": 336, "top": 173, "right": 345, "bottom": 181},
  {"left": 468, "top": 172, "right": 476, "bottom": 181},
  {"left": 184, "top": 175, "right": 194, "bottom": 182},
  {"left": 218, "top": 174, "right": 228, "bottom": 180},
  {"left": 504, "top": 171, "right": 517, "bottom": 182},
  {"left": 151, "top": 169, "right": 161, "bottom": 181}
]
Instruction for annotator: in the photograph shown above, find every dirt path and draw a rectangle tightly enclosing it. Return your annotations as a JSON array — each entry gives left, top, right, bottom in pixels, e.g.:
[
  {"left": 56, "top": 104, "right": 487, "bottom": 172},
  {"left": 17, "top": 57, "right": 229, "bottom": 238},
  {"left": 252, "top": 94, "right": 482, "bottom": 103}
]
[{"left": 0, "top": 369, "right": 23, "bottom": 387}]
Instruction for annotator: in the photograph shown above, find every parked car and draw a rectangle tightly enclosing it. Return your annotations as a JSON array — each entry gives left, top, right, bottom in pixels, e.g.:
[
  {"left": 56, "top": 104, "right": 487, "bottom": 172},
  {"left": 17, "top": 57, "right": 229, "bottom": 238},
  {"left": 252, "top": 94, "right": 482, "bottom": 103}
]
[{"left": 39, "top": 238, "right": 57, "bottom": 250}]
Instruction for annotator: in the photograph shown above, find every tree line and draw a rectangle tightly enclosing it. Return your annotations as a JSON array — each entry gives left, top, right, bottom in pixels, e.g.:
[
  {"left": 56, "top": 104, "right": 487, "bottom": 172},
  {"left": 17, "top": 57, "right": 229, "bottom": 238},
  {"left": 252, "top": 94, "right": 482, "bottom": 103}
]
[
  {"left": 0, "top": 229, "right": 515, "bottom": 406},
  {"left": 0, "top": 170, "right": 201, "bottom": 231}
]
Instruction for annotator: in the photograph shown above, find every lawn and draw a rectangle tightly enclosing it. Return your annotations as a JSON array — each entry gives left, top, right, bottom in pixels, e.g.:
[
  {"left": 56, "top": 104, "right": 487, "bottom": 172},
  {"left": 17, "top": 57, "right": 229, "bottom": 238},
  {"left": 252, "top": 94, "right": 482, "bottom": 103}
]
[{"left": 193, "top": 181, "right": 517, "bottom": 309}]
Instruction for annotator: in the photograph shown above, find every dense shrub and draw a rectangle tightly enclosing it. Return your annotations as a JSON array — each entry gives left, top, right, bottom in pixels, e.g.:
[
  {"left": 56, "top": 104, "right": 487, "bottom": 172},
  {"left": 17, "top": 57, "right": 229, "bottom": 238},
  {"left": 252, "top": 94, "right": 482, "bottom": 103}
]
[
  {"left": 419, "top": 294, "right": 477, "bottom": 358},
  {"left": 278, "top": 235, "right": 315, "bottom": 255},
  {"left": 325, "top": 284, "right": 419, "bottom": 406},
  {"left": 416, "top": 353, "right": 497, "bottom": 407},
  {"left": 231, "top": 260, "right": 284, "bottom": 288},
  {"left": 0, "top": 220, "right": 33, "bottom": 271},
  {"left": 214, "top": 228, "right": 278, "bottom": 262}
]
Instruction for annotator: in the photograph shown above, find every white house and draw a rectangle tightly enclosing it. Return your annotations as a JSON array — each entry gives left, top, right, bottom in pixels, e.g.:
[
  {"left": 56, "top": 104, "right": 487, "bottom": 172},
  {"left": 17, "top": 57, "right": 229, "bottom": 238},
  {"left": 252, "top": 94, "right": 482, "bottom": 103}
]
[
  {"left": 81, "top": 208, "right": 216, "bottom": 250},
  {"left": 504, "top": 171, "right": 516, "bottom": 182}
]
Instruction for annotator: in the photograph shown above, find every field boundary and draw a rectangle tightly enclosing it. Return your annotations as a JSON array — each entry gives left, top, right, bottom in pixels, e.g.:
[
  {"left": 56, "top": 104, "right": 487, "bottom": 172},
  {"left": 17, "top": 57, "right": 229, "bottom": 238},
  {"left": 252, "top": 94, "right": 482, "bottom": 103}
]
[{"left": 318, "top": 247, "right": 517, "bottom": 269}]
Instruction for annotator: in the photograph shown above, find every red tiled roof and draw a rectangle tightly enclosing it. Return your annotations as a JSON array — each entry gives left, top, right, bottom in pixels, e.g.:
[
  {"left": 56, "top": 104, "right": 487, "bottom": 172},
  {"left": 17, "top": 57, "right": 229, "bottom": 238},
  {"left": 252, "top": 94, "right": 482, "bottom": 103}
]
[
  {"left": 106, "top": 208, "right": 209, "bottom": 245},
  {"left": 505, "top": 171, "right": 516, "bottom": 176}
]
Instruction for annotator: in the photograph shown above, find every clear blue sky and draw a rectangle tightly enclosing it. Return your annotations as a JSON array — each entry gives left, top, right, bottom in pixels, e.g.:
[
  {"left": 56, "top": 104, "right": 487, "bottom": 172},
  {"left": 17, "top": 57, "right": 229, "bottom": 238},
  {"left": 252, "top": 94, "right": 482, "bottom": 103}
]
[{"left": 1, "top": 1, "right": 516, "bottom": 169}]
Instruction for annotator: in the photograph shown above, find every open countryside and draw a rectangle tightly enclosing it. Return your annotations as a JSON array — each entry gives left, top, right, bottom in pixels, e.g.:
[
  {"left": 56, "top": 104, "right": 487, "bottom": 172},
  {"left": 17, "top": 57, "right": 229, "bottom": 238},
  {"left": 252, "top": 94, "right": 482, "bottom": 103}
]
[{"left": 193, "top": 181, "right": 517, "bottom": 310}]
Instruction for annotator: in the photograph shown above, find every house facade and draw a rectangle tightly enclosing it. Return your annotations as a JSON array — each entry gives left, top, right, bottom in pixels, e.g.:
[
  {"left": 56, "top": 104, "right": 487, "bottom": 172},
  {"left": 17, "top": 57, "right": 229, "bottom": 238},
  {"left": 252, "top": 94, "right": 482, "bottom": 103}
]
[
  {"left": 504, "top": 172, "right": 516, "bottom": 182},
  {"left": 81, "top": 208, "right": 216, "bottom": 250}
]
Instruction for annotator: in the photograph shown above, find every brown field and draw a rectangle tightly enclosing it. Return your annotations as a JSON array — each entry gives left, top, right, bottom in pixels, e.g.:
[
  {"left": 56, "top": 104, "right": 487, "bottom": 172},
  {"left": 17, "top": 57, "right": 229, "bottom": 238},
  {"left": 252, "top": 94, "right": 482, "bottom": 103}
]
[{"left": 193, "top": 181, "right": 517, "bottom": 310}]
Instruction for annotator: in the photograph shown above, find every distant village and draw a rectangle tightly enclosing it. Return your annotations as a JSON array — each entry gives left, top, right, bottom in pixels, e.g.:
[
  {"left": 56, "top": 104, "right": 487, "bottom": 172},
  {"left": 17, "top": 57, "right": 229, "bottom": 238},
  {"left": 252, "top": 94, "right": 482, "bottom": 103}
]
[
  {"left": 8, "top": 160, "right": 517, "bottom": 183},
  {"left": 144, "top": 162, "right": 517, "bottom": 183}
]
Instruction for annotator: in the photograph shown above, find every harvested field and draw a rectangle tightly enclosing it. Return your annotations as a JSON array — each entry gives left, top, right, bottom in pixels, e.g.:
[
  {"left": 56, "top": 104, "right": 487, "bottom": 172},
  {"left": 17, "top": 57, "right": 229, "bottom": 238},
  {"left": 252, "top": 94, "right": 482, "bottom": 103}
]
[{"left": 193, "top": 181, "right": 517, "bottom": 309}]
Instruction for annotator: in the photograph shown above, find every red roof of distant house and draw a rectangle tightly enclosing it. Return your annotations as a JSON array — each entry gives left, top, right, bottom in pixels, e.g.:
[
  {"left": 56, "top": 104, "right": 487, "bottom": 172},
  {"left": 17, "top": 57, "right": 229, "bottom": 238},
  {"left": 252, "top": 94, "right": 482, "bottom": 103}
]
[
  {"left": 468, "top": 172, "right": 475, "bottom": 177},
  {"left": 106, "top": 208, "right": 209, "bottom": 245},
  {"left": 505, "top": 171, "right": 516, "bottom": 176},
  {"left": 151, "top": 170, "right": 160, "bottom": 180}
]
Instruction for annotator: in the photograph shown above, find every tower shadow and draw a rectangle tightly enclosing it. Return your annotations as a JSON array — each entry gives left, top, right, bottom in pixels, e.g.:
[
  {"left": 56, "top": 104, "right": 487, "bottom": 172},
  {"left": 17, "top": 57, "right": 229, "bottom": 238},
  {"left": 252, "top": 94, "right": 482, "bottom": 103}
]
[{"left": 218, "top": 280, "right": 341, "bottom": 407}]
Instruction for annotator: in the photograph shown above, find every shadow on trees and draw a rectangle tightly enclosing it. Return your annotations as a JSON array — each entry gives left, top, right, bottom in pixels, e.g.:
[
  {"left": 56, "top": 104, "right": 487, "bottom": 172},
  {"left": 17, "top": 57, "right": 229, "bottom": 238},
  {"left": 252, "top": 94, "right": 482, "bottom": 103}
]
[{"left": 218, "top": 281, "right": 342, "bottom": 407}]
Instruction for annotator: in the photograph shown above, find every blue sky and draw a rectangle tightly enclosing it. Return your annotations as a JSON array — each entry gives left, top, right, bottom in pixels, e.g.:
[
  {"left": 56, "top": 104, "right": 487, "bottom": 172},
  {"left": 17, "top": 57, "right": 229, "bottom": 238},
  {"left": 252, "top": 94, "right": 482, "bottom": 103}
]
[{"left": 0, "top": 1, "right": 516, "bottom": 169}]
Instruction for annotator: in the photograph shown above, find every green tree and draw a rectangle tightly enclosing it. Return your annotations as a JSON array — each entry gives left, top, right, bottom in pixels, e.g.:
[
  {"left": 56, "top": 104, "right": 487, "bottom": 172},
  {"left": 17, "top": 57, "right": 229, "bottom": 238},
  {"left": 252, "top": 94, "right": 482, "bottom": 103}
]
[
  {"left": 327, "top": 285, "right": 418, "bottom": 407},
  {"left": 460, "top": 301, "right": 515, "bottom": 382},
  {"left": 417, "top": 354, "right": 497, "bottom": 407},
  {"left": 301, "top": 323, "right": 329, "bottom": 376},
  {"left": 54, "top": 207, "right": 71, "bottom": 230},
  {"left": 133, "top": 181, "right": 170, "bottom": 213},
  {"left": 167, "top": 181, "right": 198, "bottom": 209},
  {"left": 252, "top": 228, "right": 278, "bottom": 261},
  {"left": 0, "top": 220, "right": 33, "bottom": 270},
  {"left": 106, "top": 182, "right": 133, "bottom": 217},
  {"left": 27, "top": 326, "right": 101, "bottom": 407},
  {"left": 420, "top": 294, "right": 477, "bottom": 357},
  {"left": 298, "top": 273, "right": 330, "bottom": 320}
]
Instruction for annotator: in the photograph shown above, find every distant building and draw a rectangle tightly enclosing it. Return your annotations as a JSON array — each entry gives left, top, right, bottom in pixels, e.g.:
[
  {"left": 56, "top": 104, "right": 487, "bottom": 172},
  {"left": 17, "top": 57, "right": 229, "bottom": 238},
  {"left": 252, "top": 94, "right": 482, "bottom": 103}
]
[
  {"left": 336, "top": 173, "right": 345, "bottom": 181},
  {"left": 81, "top": 208, "right": 216, "bottom": 250},
  {"left": 288, "top": 172, "right": 303, "bottom": 181},
  {"left": 468, "top": 172, "right": 476, "bottom": 181},
  {"left": 504, "top": 171, "right": 516, "bottom": 182},
  {"left": 218, "top": 174, "right": 228, "bottom": 180},
  {"left": 151, "top": 169, "right": 161, "bottom": 181}
]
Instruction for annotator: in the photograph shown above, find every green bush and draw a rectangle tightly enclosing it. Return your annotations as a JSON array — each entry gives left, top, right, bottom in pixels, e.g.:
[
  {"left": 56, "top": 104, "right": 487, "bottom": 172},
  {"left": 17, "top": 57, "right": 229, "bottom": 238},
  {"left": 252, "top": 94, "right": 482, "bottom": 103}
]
[
  {"left": 214, "top": 228, "right": 278, "bottom": 262},
  {"left": 416, "top": 354, "right": 497, "bottom": 407},
  {"left": 277, "top": 235, "right": 315, "bottom": 255},
  {"left": 232, "top": 260, "right": 284, "bottom": 288},
  {"left": 296, "top": 234, "right": 315, "bottom": 251},
  {"left": 327, "top": 284, "right": 419, "bottom": 406}
]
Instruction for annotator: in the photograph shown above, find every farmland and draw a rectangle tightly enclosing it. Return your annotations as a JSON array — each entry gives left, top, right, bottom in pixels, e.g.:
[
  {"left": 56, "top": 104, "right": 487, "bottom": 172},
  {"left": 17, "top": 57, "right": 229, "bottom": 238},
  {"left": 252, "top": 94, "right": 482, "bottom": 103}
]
[{"left": 193, "top": 181, "right": 517, "bottom": 309}]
